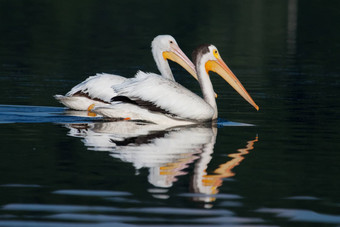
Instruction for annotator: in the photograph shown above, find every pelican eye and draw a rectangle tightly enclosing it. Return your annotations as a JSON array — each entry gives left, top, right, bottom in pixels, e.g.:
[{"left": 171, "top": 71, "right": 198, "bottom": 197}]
[
  {"left": 213, "top": 49, "right": 219, "bottom": 59},
  {"left": 170, "top": 40, "right": 173, "bottom": 44}
]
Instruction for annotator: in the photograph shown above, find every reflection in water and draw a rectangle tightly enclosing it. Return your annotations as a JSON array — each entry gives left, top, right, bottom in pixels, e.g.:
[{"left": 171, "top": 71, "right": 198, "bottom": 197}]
[
  {"left": 64, "top": 120, "right": 258, "bottom": 203},
  {"left": 192, "top": 135, "right": 258, "bottom": 203}
]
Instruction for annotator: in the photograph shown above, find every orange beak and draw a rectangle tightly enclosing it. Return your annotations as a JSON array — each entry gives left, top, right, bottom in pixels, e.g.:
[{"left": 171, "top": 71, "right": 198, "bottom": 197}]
[
  {"left": 205, "top": 58, "right": 259, "bottom": 111},
  {"left": 162, "top": 44, "right": 197, "bottom": 80}
]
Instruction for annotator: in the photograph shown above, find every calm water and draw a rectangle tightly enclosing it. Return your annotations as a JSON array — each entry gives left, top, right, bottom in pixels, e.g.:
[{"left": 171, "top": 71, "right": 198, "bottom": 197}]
[{"left": 0, "top": 0, "right": 340, "bottom": 226}]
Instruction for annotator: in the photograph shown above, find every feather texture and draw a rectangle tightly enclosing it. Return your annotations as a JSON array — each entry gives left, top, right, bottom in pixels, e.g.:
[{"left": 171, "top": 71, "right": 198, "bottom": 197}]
[
  {"left": 110, "top": 71, "right": 214, "bottom": 121},
  {"left": 54, "top": 73, "right": 126, "bottom": 110}
]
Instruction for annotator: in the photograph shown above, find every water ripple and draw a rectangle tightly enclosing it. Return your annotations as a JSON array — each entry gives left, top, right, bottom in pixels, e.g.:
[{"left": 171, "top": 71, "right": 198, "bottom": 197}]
[
  {"left": 53, "top": 190, "right": 131, "bottom": 197},
  {"left": 256, "top": 208, "right": 340, "bottom": 224}
]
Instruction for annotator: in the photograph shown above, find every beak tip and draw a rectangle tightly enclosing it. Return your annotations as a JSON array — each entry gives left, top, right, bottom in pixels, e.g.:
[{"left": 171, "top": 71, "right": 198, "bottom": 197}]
[{"left": 255, "top": 105, "right": 259, "bottom": 111}]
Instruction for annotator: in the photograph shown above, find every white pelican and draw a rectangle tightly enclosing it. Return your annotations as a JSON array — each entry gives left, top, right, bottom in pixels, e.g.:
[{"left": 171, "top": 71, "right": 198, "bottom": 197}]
[
  {"left": 93, "top": 44, "right": 259, "bottom": 125},
  {"left": 54, "top": 35, "right": 197, "bottom": 110}
]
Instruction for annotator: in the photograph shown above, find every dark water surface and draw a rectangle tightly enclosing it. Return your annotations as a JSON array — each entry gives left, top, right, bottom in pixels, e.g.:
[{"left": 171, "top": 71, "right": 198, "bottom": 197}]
[{"left": 0, "top": 0, "right": 340, "bottom": 226}]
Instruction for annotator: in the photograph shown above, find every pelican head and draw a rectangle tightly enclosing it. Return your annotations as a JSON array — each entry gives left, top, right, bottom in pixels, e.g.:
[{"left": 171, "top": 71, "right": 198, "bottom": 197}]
[
  {"left": 151, "top": 35, "right": 197, "bottom": 81},
  {"left": 193, "top": 44, "right": 259, "bottom": 111}
]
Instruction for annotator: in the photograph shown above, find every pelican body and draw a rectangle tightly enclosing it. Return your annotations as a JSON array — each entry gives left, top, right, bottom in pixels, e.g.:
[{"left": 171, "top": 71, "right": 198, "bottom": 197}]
[
  {"left": 93, "top": 44, "right": 259, "bottom": 125},
  {"left": 54, "top": 35, "right": 197, "bottom": 110}
]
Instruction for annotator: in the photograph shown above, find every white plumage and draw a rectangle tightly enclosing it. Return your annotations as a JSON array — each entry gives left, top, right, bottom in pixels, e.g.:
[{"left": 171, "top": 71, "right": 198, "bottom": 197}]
[
  {"left": 93, "top": 44, "right": 259, "bottom": 125},
  {"left": 54, "top": 73, "right": 126, "bottom": 110},
  {"left": 92, "top": 73, "right": 214, "bottom": 125},
  {"left": 66, "top": 73, "right": 126, "bottom": 100},
  {"left": 54, "top": 35, "right": 197, "bottom": 110},
  {"left": 112, "top": 72, "right": 214, "bottom": 120}
]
